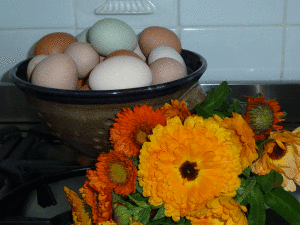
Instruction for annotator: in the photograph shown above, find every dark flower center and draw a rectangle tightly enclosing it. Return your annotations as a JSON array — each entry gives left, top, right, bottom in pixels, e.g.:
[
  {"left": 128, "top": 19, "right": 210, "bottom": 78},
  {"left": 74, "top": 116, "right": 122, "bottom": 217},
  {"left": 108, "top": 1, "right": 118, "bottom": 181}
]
[
  {"left": 248, "top": 103, "right": 274, "bottom": 134},
  {"left": 268, "top": 144, "right": 286, "bottom": 160},
  {"left": 179, "top": 161, "right": 199, "bottom": 181}
]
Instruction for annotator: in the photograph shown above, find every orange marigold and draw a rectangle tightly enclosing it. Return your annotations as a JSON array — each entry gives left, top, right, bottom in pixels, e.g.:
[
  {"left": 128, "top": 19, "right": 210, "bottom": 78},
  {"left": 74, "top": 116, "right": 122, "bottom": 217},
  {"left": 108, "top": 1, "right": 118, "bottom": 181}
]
[
  {"left": 214, "top": 112, "right": 258, "bottom": 170},
  {"left": 110, "top": 105, "right": 166, "bottom": 157},
  {"left": 95, "top": 150, "right": 137, "bottom": 196},
  {"left": 81, "top": 170, "right": 113, "bottom": 223},
  {"left": 244, "top": 94, "right": 285, "bottom": 140},
  {"left": 160, "top": 99, "right": 191, "bottom": 122},
  {"left": 64, "top": 186, "right": 92, "bottom": 225},
  {"left": 138, "top": 116, "right": 242, "bottom": 222},
  {"left": 187, "top": 196, "right": 247, "bottom": 225},
  {"left": 252, "top": 128, "right": 300, "bottom": 192}
]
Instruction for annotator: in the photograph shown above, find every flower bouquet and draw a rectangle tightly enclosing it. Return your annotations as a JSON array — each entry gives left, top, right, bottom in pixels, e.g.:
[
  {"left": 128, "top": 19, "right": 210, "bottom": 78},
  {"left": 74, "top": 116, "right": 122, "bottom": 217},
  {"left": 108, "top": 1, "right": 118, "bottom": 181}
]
[{"left": 64, "top": 81, "right": 300, "bottom": 225}]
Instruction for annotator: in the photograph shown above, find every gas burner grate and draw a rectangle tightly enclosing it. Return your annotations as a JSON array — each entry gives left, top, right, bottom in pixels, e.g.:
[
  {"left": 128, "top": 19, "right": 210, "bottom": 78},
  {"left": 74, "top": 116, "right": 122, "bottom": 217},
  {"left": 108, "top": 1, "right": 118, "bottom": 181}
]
[{"left": 0, "top": 125, "right": 91, "bottom": 223}]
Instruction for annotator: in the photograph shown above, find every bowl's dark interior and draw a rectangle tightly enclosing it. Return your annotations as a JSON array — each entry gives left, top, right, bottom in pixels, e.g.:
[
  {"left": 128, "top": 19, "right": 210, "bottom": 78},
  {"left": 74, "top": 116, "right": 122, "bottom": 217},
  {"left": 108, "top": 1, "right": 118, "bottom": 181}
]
[{"left": 9, "top": 49, "right": 207, "bottom": 104}]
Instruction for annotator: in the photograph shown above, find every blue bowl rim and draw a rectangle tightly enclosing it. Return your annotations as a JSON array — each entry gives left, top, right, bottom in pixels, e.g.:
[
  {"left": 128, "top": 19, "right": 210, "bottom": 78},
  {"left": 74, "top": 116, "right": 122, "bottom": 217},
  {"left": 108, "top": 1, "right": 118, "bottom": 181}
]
[{"left": 9, "top": 49, "right": 207, "bottom": 105}]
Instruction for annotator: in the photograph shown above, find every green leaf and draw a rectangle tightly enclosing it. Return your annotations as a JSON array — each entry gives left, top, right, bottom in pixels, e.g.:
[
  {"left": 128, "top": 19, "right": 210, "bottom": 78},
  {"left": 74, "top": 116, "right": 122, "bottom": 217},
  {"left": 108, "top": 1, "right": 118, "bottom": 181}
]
[
  {"left": 127, "top": 193, "right": 149, "bottom": 208},
  {"left": 195, "top": 81, "right": 231, "bottom": 114},
  {"left": 130, "top": 192, "right": 148, "bottom": 202},
  {"left": 247, "top": 185, "right": 266, "bottom": 225},
  {"left": 255, "top": 170, "right": 283, "bottom": 193},
  {"left": 152, "top": 205, "right": 165, "bottom": 221},
  {"left": 195, "top": 107, "right": 227, "bottom": 119},
  {"left": 235, "top": 177, "right": 256, "bottom": 206},
  {"left": 114, "top": 205, "right": 132, "bottom": 225},
  {"left": 254, "top": 93, "right": 263, "bottom": 98},
  {"left": 231, "top": 98, "right": 243, "bottom": 114},
  {"left": 242, "top": 166, "right": 251, "bottom": 178},
  {"left": 131, "top": 155, "right": 139, "bottom": 167},
  {"left": 132, "top": 206, "right": 151, "bottom": 224},
  {"left": 264, "top": 187, "right": 300, "bottom": 225},
  {"left": 136, "top": 179, "right": 144, "bottom": 194}
]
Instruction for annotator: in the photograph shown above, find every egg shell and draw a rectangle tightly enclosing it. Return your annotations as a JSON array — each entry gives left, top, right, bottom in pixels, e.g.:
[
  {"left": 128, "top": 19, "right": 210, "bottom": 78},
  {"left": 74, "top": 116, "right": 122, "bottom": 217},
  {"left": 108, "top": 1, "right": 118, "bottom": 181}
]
[
  {"left": 88, "top": 18, "right": 137, "bottom": 56},
  {"left": 133, "top": 42, "right": 146, "bottom": 61},
  {"left": 138, "top": 26, "right": 181, "bottom": 58},
  {"left": 149, "top": 57, "right": 187, "bottom": 85},
  {"left": 106, "top": 49, "right": 143, "bottom": 61},
  {"left": 27, "top": 55, "right": 48, "bottom": 80},
  {"left": 33, "top": 32, "right": 77, "bottom": 56},
  {"left": 31, "top": 53, "right": 78, "bottom": 90},
  {"left": 89, "top": 55, "right": 152, "bottom": 90},
  {"left": 64, "top": 42, "right": 100, "bottom": 78},
  {"left": 148, "top": 46, "right": 186, "bottom": 68}
]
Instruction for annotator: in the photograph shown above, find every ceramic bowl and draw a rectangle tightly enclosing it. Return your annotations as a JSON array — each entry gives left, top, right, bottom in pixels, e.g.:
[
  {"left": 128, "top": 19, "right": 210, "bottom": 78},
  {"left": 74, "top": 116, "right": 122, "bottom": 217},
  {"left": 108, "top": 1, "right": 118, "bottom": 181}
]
[{"left": 9, "top": 49, "right": 207, "bottom": 164}]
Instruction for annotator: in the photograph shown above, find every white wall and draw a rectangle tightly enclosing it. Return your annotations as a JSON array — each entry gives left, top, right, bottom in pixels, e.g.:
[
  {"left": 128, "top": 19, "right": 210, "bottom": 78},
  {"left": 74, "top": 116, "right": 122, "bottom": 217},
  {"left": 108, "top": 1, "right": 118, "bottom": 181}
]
[{"left": 1, "top": 0, "right": 300, "bottom": 82}]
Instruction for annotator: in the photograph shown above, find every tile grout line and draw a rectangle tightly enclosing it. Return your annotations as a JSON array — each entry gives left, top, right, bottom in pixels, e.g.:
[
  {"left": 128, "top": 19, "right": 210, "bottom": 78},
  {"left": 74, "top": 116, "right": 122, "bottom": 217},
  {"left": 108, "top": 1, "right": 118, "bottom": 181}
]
[
  {"left": 280, "top": 0, "right": 288, "bottom": 80},
  {"left": 177, "top": 0, "right": 181, "bottom": 39},
  {"left": 73, "top": 0, "right": 78, "bottom": 33}
]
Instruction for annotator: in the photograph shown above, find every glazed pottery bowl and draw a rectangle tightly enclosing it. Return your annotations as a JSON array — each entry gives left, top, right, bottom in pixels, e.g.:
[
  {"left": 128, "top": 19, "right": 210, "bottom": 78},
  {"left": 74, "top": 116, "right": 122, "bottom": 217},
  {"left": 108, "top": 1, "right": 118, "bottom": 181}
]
[{"left": 9, "top": 49, "right": 207, "bottom": 164}]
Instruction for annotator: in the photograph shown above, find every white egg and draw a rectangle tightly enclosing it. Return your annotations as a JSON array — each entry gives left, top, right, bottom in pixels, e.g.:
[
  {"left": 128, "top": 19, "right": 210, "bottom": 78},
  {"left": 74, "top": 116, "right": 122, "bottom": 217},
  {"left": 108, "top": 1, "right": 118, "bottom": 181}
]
[
  {"left": 148, "top": 46, "right": 186, "bottom": 68},
  {"left": 89, "top": 56, "right": 152, "bottom": 90}
]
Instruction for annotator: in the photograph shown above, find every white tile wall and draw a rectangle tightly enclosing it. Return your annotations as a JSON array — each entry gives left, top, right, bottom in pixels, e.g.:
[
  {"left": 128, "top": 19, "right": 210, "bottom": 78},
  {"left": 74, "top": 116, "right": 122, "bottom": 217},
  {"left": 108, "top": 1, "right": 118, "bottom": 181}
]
[{"left": 1, "top": 0, "right": 300, "bottom": 83}]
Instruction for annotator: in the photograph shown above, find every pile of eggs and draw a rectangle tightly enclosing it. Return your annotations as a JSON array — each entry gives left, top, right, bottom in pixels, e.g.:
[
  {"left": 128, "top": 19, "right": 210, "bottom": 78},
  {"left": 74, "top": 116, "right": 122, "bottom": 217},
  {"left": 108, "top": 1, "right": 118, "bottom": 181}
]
[{"left": 27, "top": 18, "right": 187, "bottom": 90}]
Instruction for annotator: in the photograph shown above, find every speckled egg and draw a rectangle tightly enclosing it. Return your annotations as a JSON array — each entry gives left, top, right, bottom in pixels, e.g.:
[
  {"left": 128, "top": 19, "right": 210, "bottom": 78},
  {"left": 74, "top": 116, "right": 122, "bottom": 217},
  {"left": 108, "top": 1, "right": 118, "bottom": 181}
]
[
  {"left": 138, "top": 26, "right": 181, "bottom": 58},
  {"left": 33, "top": 32, "right": 77, "bottom": 56}
]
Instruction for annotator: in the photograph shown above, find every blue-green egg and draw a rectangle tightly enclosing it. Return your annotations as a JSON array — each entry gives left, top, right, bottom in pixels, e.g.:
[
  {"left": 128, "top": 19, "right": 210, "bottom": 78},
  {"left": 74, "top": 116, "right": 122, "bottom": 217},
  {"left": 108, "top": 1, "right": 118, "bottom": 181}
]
[{"left": 88, "top": 18, "right": 137, "bottom": 56}]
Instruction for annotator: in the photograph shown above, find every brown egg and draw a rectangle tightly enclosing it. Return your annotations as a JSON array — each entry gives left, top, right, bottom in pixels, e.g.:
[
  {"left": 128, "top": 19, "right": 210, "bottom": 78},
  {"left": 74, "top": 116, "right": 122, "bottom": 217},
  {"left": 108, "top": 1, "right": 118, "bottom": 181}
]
[
  {"left": 149, "top": 57, "right": 187, "bottom": 85},
  {"left": 31, "top": 53, "right": 78, "bottom": 90},
  {"left": 138, "top": 26, "right": 181, "bottom": 58},
  {"left": 105, "top": 49, "right": 143, "bottom": 61},
  {"left": 33, "top": 32, "right": 77, "bottom": 56},
  {"left": 64, "top": 42, "right": 100, "bottom": 79}
]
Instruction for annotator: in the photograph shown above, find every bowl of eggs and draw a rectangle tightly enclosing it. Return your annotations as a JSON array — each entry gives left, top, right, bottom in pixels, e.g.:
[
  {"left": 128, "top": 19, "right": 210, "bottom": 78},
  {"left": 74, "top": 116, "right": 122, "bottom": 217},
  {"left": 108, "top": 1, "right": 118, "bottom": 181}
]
[{"left": 9, "top": 18, "right": 207, "bottom": 165}]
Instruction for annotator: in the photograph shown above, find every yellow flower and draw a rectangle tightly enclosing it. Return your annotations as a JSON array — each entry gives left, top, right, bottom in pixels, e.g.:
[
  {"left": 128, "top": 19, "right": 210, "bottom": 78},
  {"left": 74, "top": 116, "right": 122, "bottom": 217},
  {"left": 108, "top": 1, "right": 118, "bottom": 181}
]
[
  {"left": 187, "top": 196, "right": 247, "bottom": 225},
  {"left": 161, "top": 99, "right": 191, "bottom": 122},
  {"left": 97, "top": 221, "right": 118, "bottom": 225},
  {"left": 130, "top": 222, "right": 143, "bottom": 225},
  {"left": 63, "top": 186, "right": 92, "bottom": 225},
  {"left": 110, "top": 105, "right": 166, "bottom": 157},
  {"left": 214, "top": 112, "right": 258, "bottom": 170},
  {"left": 244, "top": 94, "right": 285, "bottom": 140},
  {"left": 251, "top": 128, "right": 300, "bottom": 192},
  {"left": 138, "top": 116, "right": 242, "bottom": 222}
]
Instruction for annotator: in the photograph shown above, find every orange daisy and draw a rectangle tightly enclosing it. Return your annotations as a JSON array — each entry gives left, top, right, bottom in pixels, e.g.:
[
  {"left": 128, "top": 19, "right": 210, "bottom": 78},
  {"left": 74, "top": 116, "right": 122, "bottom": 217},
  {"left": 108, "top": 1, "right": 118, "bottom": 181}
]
[
  {"left": 214, "top": 112, "right": 258, "bottom": 170},
  {"left": 251, "top": 128, "right": 300, "bottom": 191},
  {"left": 160, "top": 99, "right": 191, "bottom": 122},
  {"left": 95, "top": 150, "right": 137, "bottom": 196},
  {"left": 244, "top": 94, "right": 285, "bottom": 140},
  {"left": 110, "top": 105, "right": 166, "bottom": 158},
  {"left": 81, "top": 170, "right": 113, "bottom": 223}
]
